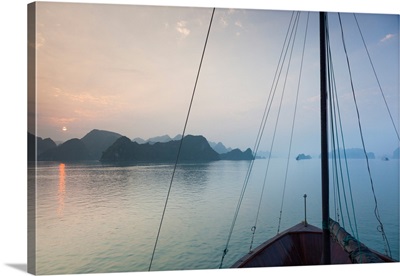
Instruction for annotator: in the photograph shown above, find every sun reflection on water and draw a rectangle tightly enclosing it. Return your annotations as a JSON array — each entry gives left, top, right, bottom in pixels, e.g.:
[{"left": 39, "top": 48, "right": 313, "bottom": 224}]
[{"left": 57, "top": 163, "right": 66, "bottom": 216}]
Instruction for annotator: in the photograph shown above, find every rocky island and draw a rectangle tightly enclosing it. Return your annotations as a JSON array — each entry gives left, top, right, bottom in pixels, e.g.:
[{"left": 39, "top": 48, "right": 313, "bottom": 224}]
[
  {"left": 30, "top": 130, "right": 255, "bottom": 163},
  {"left": 100, "top": 135, "right": 220, "bottom": 163},
  {"left": 296, "top": 153, "right": 312, "bottom": 160}
]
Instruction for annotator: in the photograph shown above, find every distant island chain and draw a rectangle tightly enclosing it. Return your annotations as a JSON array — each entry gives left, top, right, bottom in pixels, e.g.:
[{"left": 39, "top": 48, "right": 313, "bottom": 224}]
[{"left": 28, "top": 129, "right": 400, "bottom": 163}]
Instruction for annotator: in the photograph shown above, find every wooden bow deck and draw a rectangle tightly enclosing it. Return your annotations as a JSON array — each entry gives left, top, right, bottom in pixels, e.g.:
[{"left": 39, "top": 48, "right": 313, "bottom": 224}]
[{"left": 231, "top": 220, "right": 395, "bottom": 268}]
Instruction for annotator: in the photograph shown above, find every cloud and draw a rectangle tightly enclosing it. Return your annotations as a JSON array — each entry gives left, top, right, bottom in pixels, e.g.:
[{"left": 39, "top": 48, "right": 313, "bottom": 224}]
[
  {"left": 176, "top": 20, "right": 190, "bottom": 37},
  {"left": 227, "top": 9, "right": 236, "bottom": 15},
  {"left": 218, "top": 11, "right": 245, "bottom": 33},
  {"left": 48, "top": 116, "right": 78, "bottom": 127},
  {"left": 380, "top": 33, "right": 396, "bottom": 43},
  {"left": 235, "top": 21, "right": 243, "bottom": 28},
  {"left": 50, "top": 86, "right": 119, "bottom": 107},
  {"left": 234, "top": 21, "right": 245, "bottom": 36},
  {"left": 219, "top": 16, "right": 228, "bottom": 28}
]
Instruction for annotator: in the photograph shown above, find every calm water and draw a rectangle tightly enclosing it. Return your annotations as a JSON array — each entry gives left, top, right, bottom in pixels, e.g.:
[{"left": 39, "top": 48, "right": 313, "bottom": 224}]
[{"left": 29, "top": 158, "right": 399, "bottom": 275}]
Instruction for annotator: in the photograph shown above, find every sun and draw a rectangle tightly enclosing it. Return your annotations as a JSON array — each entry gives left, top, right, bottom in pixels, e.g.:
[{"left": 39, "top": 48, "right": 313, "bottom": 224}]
[{"left": 62, "top": 126, "right": 67, "bottom": 132}]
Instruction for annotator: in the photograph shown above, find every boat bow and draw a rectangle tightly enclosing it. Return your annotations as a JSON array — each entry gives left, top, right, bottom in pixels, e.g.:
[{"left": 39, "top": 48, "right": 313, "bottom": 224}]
[{"left": 232, "top": 219, "right": 395, "bottom": 268}]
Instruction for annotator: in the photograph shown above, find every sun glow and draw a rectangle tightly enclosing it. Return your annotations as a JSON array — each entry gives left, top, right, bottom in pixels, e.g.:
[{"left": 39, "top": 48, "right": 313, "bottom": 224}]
[{"left": 62, "top": 126, "right": 67, "bottom": 132}]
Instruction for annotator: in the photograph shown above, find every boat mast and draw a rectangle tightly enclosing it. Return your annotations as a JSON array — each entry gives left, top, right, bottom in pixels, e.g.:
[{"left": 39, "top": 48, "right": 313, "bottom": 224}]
[{"left": 319, "top": 11, "right": 331, "bottom": 265}]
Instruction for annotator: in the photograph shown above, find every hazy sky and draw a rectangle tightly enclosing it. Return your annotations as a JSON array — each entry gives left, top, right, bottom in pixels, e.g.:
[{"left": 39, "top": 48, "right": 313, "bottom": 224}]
[{"left": 30, "top": 2, "right": 399, "bottom": 156}]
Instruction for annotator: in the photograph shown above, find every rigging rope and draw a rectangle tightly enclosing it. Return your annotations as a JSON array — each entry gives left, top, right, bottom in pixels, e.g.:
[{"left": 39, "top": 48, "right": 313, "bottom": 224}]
[
  {"left": 328, "top": 77, "right": 351, "bottom": 231},
  {"left": 326, "top": 29, "right": 359, "bottom": 238},
  {"left": 277, "top": 11, "right": 310, "bottom": 235},
  {"left": 337, "top": 13, "right": 392, "bottom": 258},
  {"left": 148, "top": 8, "right": 216, "bottom": 271},
  {"left": 352, "top": 13, "right": 400, "bottom": 142},
  {"left": 250, "top": 11, "right": 301, "bottom": 249},
  {"left": 218, "top": 11, "right": 298, "bottom": 268}
]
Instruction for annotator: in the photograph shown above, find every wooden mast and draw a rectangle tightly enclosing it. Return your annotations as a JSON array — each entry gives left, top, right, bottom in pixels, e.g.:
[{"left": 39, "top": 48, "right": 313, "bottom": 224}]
[{"left": 319, "top": 11, "right": 331, "bottom": 265}]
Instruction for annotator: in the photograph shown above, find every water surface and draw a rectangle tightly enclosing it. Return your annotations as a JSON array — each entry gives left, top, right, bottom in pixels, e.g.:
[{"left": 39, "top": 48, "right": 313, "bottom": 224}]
[{"left": 30, "top": 158, "right": 399, "bottom": 274}]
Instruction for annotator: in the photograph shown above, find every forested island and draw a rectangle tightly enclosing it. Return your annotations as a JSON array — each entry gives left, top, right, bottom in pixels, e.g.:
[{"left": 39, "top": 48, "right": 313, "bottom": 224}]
[
  {"left": 296, "top": 154, "right": 312, "bottom": 160},
  {"left": 29, "top": 130, "right": 254, "bottom": 163}
]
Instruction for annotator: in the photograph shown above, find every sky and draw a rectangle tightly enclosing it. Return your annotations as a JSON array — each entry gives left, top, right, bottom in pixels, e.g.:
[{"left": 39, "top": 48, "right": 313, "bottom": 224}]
[{"left": 28, "top": 1, "right": 399, "bottom": 157}]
